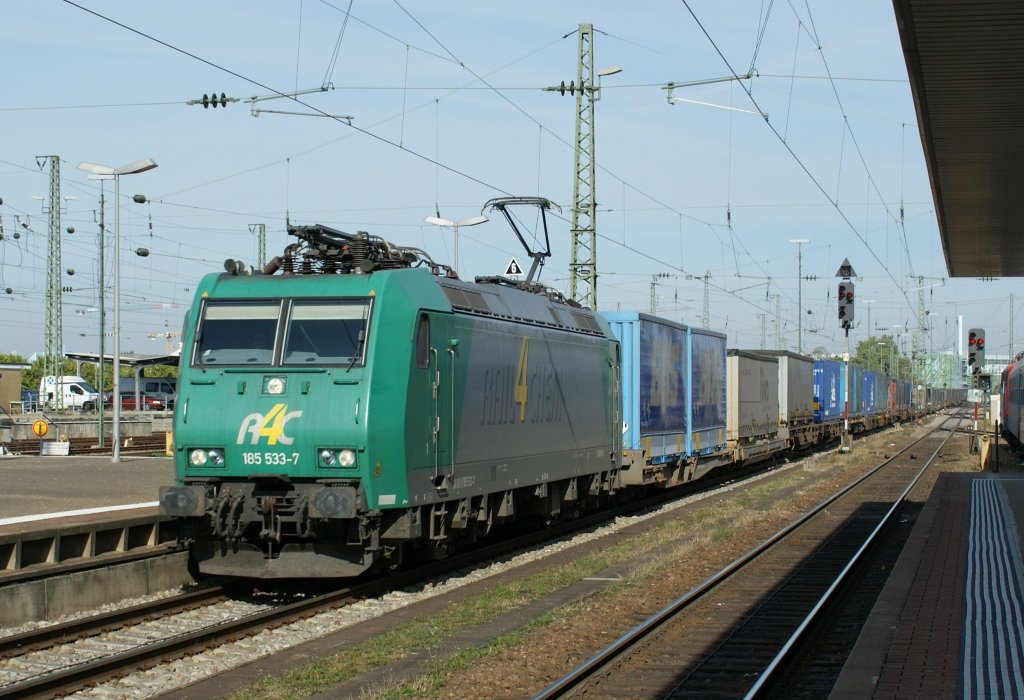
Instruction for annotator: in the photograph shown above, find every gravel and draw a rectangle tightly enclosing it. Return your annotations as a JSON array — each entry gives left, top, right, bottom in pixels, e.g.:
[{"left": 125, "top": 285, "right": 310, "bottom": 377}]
[{"left": 1, "top": 417, "right": 988, "bottom": 699}]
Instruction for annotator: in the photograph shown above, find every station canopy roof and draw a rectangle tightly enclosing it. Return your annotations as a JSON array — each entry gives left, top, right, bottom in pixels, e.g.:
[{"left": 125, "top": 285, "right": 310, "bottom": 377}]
[
  {"left": 893, "top": 0, "right": 1024, "bottom": 277},
  {"left": 65, "top": 352, "right": 179, "bottom": 373}
]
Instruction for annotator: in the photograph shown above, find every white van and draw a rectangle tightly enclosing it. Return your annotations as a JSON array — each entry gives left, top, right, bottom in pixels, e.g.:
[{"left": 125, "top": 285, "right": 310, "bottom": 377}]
[{"left": 39, "top": 375, "right": 100, "bottom": 410}]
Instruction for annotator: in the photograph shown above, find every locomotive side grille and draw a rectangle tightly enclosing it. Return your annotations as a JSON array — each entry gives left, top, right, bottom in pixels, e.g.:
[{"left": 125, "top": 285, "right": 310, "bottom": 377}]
[
  {"left": 461, "top": 290, "right": 490, "bottom": 311},
  {"left": 442, "top": 286, "right": 491, "bottom": 313},
  {"left": 571, "top": 311, "right": 601, "bottom": 333}
]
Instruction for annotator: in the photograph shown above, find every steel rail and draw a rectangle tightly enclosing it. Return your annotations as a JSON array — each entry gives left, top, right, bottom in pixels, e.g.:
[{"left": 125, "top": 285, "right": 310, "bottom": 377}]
[
  {"left": 0, "top": 582, "right": 363, "bottom": 699},
  {"left": 0, "top": 476, "right": 717, "bottom": 699},
  {"left": 743, "top": 414, "right": 961, "bottom": 697},
  {"left": 0, "top": 585, "right": 227, "bottom": 658},
  {"left": 533, "top": 415, "right": 959, "bottom": 699}
]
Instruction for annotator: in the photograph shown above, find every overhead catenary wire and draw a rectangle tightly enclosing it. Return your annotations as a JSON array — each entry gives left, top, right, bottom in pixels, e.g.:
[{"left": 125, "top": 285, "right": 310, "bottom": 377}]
[
  {"left": 679, "top": 0, "right": 915, "bottom": 317},
  {"left": 36, "top": 1, "right": 935, "bottom": 349},
  {"left": 58, "top": 0, "right": 747, "bottom": 285},
  {"left": 320, "top": 0, "right": 354, "bottom": 88},
  {"left": 785, "top": 0, "right": 916, "bottom": 281}
]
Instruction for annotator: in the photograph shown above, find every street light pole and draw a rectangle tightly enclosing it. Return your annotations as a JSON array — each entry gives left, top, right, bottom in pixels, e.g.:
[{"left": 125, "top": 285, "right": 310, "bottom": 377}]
[
  {"left": 423, "top": 214, "right": 488, "bottom": 276},
  {"left": 78, "top": 159, "right": 158, "bottom": 463},
  {"left": 790, "top": 239, "right": 809, "bottom": 353},
  {"left": 863, "top": 299, "right": 875, "bottom": 338},
  {"left": 96, "top": 183, "right": 107, "bottom": 449}
]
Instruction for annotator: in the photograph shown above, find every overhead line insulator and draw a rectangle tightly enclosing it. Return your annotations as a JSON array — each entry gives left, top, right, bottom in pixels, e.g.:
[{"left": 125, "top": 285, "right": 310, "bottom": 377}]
[{"left": 192, "top": 92, "right": 234, "bottom": 109}]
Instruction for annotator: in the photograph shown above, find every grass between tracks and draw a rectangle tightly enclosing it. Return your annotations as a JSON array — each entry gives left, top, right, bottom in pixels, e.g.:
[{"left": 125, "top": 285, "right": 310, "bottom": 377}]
[{"left": 228, "top": 465, "right": 830, "bottom": 700}]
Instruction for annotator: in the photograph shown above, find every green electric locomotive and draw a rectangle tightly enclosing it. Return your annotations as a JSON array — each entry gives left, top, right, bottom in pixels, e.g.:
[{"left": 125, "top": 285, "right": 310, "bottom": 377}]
[{"left": 160, "top": 222, "right": 621, "bottom": 578}]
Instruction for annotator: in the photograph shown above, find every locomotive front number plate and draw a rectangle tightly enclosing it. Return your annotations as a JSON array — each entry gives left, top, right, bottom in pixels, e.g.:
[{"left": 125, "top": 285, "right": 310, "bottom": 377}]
[{"left": 242, "top": 451, "right": 301, "bottom": 466}]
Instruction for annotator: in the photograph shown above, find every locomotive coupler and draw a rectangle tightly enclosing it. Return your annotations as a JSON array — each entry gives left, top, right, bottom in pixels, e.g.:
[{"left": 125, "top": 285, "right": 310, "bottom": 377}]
[
  {"left": 259, "top": 496, "right": 282, "bottom": 544},
  {"left": 295, "top": 497, "right": 315, "bottom": 538}
]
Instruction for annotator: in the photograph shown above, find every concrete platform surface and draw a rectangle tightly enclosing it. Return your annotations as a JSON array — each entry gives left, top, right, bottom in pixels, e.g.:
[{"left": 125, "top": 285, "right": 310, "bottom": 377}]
[{"left": 0, "top": 454, "right": 173, "bottom": 519}]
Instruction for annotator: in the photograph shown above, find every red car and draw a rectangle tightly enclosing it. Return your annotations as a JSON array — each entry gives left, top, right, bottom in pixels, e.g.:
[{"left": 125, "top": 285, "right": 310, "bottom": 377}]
[{"left": 103, "top": 392, "right": 166, "bottom": 411}]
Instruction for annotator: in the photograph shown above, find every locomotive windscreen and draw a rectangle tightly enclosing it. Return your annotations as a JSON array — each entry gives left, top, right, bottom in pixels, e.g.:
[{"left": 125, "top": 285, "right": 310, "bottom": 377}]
[
  {"left": 192, "top": 298, "right": 370, "bottom": 366},
  {"left": 193, "top": 301, "right": 282, "bottom": 365},
  {"left": 282, "top": 300, "right": 370, "bottom": 365}
]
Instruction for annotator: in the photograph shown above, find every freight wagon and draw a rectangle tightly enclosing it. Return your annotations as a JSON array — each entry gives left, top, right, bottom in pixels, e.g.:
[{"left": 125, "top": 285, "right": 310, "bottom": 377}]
[
  {"left": 601, "top": 312, "right": 728, "bottom": 487},
  {"left": 757, "top": 350, "right": 817, "bottom": 448},
  {"left": 727, "top": 350, "right": 786, "bottom": 462}
]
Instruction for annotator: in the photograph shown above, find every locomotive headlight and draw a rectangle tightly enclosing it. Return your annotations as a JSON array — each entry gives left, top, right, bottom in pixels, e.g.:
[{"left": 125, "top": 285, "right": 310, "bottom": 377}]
[
  {"left": 318, "top": 448, "right": 357, "bottom": 468},
  {"left": 266, "top": 377, "right": 286, "bottom": 395},
  {"left": 190, "top": 449, "right": 208, "bottom": 466},
  {"left": 208, "top": 449, "right": 224, "bottom": 466}
]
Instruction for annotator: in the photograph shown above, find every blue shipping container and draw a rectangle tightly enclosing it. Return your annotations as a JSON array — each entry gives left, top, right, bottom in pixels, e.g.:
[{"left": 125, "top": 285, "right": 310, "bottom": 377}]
[
  {"left": 638, "top": 317, "right": 688, "bottom": 435},
  {"left": 690, "top": 329, "right": 727, "bottom": 432},
  {"left": 861, "top": 370, "right": 878, "bottom": 415},
  {"left": 813, "top": 359, "right": 842, "bottom": 422},
  {"left": 844, "top": 364, "right": 862, "bottom": 418},
  {"left": 601, "top": 311, "right": 726, "bottom": 460},
  {"left": 601, "top": 312, "right": 688, "bottom": 458}
]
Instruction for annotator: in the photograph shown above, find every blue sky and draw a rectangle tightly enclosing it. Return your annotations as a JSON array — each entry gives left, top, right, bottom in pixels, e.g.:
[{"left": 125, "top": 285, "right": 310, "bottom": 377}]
[{"left": 0, "top": 1, "right": 1014, "bottom": 361}]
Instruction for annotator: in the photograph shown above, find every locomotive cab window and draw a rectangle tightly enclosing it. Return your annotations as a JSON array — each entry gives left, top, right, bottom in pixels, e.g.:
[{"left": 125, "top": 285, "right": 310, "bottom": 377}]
[
  {"left": 415, "top": 313, "right": 430, "bottom": 368},
  {"left": 193, "top": 301, "right": 281, "bottom": 366},
  {"left": 282, "top": 300, "right": 370, "bottom": 366}
]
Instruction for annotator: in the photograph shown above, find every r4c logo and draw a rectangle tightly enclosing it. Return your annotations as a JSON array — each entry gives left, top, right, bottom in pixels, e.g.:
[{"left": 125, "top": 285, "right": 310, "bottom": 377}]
[{"left": 237, "top": 403, "right": 303, "bottom": 445}]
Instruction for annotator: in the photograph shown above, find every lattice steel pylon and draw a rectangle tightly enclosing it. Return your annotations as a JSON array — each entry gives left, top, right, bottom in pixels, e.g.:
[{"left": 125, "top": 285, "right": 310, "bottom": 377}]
[
  {"left": 39, "top": 155, "right": 64, "bottom": 404},
  {"left": 569, "top": 24, "right": 597, "bottom": 309},
  {"left": 911, "top": 275, "right": 944, "bottom": 387},
  {"left": 249, "top": 223, "right": 267, "bottom": 269},
  {"left": 685, "top": 271, "right": 712, "bottom": 328},
  {"left": 543, "top": 24, "right": 618, "bottom": 309}
]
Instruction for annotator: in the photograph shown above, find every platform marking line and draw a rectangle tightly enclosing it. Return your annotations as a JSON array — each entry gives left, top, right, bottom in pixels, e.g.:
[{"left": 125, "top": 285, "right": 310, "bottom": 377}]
[
  {"left": 0, "top": 502, "right": 159, "bottom": 527},
  {"left": 963, "top": 479, "right": 1024, "bottom": 699}
]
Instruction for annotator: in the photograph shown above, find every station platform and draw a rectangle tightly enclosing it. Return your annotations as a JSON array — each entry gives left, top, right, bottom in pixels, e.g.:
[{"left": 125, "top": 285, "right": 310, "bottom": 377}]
[
  {"left": 0, "top": 453, "right": 172, "bottom": 521},
  {"left": 0, "top": 453, "right": 184, "bottom": 625},
  {"left": 833, "top": 461, "right": 1024, "bottom": 698}
]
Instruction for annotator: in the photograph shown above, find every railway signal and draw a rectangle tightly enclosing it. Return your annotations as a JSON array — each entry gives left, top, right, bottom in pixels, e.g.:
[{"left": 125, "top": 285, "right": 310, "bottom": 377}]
[
  {"left": 968, "top": 328, "right": 985, "bottom": 372},
  {"left": 837, "top": 281, "right": 855, "bottom": 329}
]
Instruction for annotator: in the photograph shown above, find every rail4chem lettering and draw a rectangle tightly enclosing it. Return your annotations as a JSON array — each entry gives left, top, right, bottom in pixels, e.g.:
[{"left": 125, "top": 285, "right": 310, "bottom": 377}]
[{"left": 236, "top": 403, "right": 303, "bottom": 445}]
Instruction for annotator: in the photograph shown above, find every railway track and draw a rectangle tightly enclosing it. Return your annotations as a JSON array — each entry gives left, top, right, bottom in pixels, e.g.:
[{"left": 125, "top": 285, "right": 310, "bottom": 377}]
[
  {"left": 0, "top": 572, "right": 405, "bottom": 699},
  {"left": 535, "top": 412, "right": 964, "bottom": 699},
  {"left": 0, "top": 417, "right": 955, "bottom": 698},
  {"left": 6, "top": 432, "right": 170, "bottom": 457},
  {"left": 0, "top": 466, "right": 761, "bottom": 699}
]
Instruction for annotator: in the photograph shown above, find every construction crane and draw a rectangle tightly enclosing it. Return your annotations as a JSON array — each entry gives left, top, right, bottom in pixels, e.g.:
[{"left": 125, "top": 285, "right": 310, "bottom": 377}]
[{"left": 148, "top": 331, "right": 180, "bottom": 354}]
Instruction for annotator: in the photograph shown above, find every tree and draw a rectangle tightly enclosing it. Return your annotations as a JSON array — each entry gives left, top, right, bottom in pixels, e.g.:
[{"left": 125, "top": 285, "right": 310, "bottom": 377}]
[
  {"left": 143, "top": 362, "right": 181, "bottom": 379},
  {"left": 854, "top": 335, "right": 911, "bottom": 379},
  {"left": 22, "top": 357, "right": 81, "bottom": 392}
]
